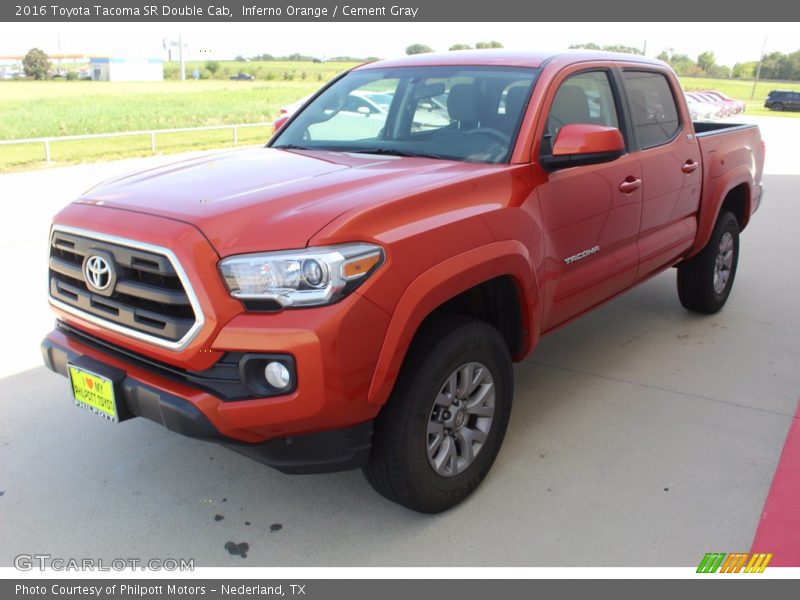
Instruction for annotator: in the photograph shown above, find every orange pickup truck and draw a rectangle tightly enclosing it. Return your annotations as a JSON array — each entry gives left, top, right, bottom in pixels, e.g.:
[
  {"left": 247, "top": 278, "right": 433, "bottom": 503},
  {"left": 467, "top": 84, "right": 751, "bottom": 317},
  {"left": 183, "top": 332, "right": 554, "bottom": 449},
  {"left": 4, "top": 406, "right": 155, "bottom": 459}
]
[{"left": 42, "top": 51, "right": 764, "bottom": 512}]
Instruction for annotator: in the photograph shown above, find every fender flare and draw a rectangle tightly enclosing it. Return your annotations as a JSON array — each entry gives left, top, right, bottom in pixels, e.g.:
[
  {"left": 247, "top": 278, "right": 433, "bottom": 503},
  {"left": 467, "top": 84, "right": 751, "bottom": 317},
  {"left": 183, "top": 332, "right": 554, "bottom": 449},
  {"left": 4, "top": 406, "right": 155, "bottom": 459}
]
[
  {"left": 689, "top": 165, "right": 752, "bottom": 256},
  {"left": 366, "top": 239, "right": 539, "bottom": 406}
]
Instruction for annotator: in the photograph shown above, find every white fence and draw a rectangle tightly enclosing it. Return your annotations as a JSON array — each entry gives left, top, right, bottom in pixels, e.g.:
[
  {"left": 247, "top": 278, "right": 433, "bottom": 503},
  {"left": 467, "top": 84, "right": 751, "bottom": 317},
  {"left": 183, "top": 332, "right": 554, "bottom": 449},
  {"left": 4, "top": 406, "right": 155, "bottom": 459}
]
[{"left": 0, "top": 122, "right": 273, "bottom": 164}]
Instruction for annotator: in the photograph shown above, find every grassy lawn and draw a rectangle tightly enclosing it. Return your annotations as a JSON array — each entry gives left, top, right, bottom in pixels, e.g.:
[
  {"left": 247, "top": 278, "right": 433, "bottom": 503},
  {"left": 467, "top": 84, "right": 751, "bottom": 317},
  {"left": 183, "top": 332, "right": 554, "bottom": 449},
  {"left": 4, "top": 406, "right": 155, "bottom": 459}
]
[
  {"left": 0, "top": 66, "right": 797, "bottom": 172},
  {"left": 0, "top": 62, "right": 358, "bottom": 171}
]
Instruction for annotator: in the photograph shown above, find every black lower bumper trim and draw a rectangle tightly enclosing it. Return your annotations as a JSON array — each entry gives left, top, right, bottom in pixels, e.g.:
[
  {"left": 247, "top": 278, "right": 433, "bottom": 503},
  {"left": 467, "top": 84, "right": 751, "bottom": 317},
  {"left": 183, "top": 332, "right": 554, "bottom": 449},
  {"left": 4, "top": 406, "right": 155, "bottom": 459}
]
[{"left": 41, "top": 336, "right": 373, "bottom": 474}]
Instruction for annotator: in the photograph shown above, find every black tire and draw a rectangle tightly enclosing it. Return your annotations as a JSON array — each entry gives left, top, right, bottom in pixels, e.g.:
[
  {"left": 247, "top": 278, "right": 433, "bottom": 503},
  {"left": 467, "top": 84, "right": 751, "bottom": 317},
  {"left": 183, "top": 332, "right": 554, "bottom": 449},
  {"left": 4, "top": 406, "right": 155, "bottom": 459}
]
[
  {"left": 677, "top": 211, "right": 740, "bottom": 314},
  {"left": 363, "top": 314, "right": 513, "bottom": 513},
  {"left": 771, "top": 102, "right": 784, "bottom": 112}
]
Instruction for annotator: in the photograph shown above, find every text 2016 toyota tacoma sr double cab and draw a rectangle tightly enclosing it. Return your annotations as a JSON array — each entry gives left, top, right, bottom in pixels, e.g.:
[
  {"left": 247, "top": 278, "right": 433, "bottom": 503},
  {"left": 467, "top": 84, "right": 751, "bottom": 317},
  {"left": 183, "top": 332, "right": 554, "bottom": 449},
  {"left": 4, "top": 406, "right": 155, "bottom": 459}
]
[{"left": 42, "top": 51, "right": 764, "bottom": 512}]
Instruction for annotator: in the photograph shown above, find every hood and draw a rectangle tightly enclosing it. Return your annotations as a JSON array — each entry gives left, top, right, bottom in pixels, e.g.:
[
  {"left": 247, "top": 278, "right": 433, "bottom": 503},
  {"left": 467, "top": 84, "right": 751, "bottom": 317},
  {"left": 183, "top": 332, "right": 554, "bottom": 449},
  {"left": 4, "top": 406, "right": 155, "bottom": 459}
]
[{"left": 77, "top": 147, "right": 490, "bottom": 255}]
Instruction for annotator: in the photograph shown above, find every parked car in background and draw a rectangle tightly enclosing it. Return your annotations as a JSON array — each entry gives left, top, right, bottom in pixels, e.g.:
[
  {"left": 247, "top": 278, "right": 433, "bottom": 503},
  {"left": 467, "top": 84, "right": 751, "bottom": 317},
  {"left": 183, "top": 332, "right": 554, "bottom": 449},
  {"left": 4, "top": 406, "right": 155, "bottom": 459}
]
[
  {"left": 685, "top": 93, "right": 722, "bottom": 119},
  {"left": 230, "top": 72, "right": 255, "bottom": 81},
  {"left": 764, "top": 90, "right": 800, "bottom": 111},
  {"left": 684, "top": 94, "right": 717, "bottom": 120},
  {"left": 701, "top": 90, "right": 745, "bottom": 114},
  {"left": 689, "top": 92, "right": 732, "bottom": 117},
  {"left": 278, "top": 94, "right": 313, "bottom": 118}
]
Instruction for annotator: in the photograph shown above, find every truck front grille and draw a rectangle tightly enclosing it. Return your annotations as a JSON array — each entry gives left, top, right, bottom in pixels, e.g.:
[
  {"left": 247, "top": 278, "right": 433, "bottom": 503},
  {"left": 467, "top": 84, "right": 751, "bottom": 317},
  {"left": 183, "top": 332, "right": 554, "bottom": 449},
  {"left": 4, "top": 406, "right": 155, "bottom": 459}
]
[{"left": 48, "top": 227, "right": 202, "bottom": 349}]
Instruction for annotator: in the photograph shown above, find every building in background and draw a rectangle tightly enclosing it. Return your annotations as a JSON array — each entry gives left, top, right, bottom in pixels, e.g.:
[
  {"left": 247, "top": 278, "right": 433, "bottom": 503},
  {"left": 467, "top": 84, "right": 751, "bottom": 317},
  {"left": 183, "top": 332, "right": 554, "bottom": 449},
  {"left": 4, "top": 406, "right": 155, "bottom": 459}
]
[{"left": 89, "top": 57, "right": 163, "bottom": 81}]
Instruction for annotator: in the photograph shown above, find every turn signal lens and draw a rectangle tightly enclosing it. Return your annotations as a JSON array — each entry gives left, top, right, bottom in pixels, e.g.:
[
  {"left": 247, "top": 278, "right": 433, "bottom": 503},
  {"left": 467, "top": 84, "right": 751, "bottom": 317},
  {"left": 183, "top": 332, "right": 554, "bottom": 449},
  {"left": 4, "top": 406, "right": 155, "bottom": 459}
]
[{"left": 342, "top": 252, "right": 381, "bottom": 279}]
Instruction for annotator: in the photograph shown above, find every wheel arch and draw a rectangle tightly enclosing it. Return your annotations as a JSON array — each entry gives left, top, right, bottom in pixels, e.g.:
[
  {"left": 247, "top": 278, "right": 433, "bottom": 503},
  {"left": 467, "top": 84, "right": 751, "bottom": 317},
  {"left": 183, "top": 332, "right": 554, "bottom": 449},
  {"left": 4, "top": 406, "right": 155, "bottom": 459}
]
[
  {"left": 689, "top": 169, "right": 753, "bottom": 257},
  {"left": 366, "top": 240, "right": 539, "bottom": 406}
]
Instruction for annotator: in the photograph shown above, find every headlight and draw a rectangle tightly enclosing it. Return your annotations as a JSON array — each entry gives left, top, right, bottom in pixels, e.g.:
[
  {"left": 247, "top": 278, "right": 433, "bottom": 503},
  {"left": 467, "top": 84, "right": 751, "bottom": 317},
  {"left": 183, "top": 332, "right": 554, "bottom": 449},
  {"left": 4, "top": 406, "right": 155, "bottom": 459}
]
[{"left": 218, "top": 243, "right": 384, "bottom": 308}]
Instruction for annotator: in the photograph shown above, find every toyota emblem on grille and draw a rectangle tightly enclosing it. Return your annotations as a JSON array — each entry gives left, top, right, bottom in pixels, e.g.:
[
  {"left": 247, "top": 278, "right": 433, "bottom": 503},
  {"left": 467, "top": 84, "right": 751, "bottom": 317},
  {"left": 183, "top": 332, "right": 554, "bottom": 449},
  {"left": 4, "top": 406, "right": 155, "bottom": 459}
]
[{"left": 84, "top": 255, "right": 114, "bottom": 292}]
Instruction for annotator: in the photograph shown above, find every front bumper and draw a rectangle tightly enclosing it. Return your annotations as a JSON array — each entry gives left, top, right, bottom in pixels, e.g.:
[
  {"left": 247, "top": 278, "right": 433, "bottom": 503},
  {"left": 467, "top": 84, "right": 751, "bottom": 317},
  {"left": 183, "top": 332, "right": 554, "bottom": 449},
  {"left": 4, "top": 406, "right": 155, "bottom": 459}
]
[{"left": 42, "top": 329, "right": 374, "bottom": 474}]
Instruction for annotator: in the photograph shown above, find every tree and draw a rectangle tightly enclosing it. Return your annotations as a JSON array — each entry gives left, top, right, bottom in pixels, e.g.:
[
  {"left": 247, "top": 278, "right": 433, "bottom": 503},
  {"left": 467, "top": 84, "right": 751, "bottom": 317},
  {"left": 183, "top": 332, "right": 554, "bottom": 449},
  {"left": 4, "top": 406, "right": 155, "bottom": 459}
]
[
  {"left": 697, "top": 51, "right": 716, "bottom": 73},
  {"left": 204, "top": 61, "right": 220, "bottom": 74},
  {"left": 602, "top": 44, "right": 643, "bottom": 55},
  {"left": 234, "top": 55, "right": 246, "bottom": 62},
  {"left": 23, "top": 48, "right": 51, "bottom": 80},
  {"left": 759, "top": 51, "right": 796, "bottom": 80},
  {"left": 406, "top": 44, "right": 433, "bottom": 55},
  {"left": 656, "top": 48, "right": 696, "bottom": 76},
  {"left": 656, "top": 49, "right": 671, "bottom": 62},
  {"left": 570, "top": 42, "right": 602, "bottom": 51},
  {"left": 570, "top": 42, "right": 642, "bottom": 55},
  {"left": 449, "top": 44, "right": 472, "bottom": 51},
  {"left": 475, "top": 41, "right": 503, "bottom": 49},
  {"left": 732, "top": 61, "right": 757, "bottom": 79}
]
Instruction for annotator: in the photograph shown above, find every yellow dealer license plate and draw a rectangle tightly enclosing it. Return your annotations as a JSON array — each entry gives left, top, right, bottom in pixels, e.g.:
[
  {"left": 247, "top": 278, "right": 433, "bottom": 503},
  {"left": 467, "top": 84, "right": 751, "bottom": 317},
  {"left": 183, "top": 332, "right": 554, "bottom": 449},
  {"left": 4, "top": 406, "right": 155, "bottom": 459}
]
[{"left": 68, "top": 364, "right": 118, "bottom": 422}]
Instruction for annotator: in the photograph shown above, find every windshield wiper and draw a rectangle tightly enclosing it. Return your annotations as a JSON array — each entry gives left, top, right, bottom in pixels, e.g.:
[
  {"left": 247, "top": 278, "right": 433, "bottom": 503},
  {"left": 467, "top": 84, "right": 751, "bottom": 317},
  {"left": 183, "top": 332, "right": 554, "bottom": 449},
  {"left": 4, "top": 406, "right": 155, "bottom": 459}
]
[
  {"left": 346, "top": 148, "right": 449, "bottom": 160},
  {"left": 273, "top": 144, "right": 314, "bottom": 151},
  {"left": 275, "top": 145, "right": 451, "bottom": 161}
]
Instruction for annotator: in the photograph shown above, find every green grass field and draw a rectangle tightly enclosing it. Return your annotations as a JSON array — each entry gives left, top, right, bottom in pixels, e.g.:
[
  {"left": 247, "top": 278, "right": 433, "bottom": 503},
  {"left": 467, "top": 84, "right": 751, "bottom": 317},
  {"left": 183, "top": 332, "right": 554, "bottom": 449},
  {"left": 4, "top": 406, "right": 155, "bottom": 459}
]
[
  {"left": 679, "top": 76, "right": 800, "bottom": 116},
  {"left": 0, "top": 61, "right": 359, "bottom": 171},
  {"left": 0, "top": 66, "right": 797, "bottom": 172}
]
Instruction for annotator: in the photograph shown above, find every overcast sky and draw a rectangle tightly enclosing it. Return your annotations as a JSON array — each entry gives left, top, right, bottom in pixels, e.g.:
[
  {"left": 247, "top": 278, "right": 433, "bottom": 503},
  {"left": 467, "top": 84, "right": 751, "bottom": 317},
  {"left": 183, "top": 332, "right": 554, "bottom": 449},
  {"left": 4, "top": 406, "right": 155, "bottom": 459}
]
[{"left": 0, "top": 22, "right": 796, "bottom": 66}]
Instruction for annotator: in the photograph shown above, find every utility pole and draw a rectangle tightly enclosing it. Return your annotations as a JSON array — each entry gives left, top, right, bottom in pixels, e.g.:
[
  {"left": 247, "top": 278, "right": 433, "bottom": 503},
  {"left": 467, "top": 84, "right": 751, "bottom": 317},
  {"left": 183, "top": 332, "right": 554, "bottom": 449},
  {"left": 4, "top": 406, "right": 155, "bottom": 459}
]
[
  {"left": 178, "top": 33, "right": 185, "bottom": 81},
  {"left": 642, "top": 39, "right": 647, "bottom": 56},
  {"left": 751, "top": 35, "right": 767, "bottom": 100}
]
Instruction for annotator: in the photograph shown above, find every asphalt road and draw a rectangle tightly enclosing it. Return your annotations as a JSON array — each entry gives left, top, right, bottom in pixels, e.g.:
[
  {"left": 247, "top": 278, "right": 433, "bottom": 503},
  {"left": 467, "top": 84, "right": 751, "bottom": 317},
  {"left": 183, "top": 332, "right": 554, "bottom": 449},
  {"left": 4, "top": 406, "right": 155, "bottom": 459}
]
[{"left": 1, "top": 116, "right": 798, "bottom": 567}]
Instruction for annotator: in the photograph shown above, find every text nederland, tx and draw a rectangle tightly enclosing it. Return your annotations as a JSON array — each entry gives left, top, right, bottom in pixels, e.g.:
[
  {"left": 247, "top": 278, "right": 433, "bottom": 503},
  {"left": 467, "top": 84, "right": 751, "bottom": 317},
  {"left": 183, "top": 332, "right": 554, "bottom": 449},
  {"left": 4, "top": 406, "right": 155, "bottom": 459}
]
[{"left": 15, "top": 584, "right": 306, "bottom": 596}]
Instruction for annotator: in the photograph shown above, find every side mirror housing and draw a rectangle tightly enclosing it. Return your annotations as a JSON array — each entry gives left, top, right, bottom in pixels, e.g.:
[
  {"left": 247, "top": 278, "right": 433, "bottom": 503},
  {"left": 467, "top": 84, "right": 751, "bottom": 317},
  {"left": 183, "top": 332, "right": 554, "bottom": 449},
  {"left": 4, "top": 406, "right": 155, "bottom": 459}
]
[{"left": 541, "top": 124, "right": 625, "bottom": 171}]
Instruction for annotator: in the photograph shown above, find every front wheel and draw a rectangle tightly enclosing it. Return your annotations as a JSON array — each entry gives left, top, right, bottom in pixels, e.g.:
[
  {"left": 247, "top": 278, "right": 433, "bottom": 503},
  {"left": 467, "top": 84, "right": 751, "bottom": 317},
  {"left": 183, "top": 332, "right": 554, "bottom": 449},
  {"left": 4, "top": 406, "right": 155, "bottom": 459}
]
[
  {"left": 771, "top": 102, "right": 784, "bottom": 112},
  {"left": 363, "top": 314, "right": 513, "bottom": 513},
  {"left": 677, "top": 211, "right": 740, "bottom": 314}
]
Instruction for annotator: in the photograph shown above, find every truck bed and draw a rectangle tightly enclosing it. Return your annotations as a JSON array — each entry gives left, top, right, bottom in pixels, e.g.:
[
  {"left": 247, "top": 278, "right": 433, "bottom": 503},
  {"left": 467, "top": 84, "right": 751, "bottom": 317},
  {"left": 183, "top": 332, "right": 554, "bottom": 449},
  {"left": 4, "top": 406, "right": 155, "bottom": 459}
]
[{"left": 693, "top": 121, "right": 758, "bottom": 137}]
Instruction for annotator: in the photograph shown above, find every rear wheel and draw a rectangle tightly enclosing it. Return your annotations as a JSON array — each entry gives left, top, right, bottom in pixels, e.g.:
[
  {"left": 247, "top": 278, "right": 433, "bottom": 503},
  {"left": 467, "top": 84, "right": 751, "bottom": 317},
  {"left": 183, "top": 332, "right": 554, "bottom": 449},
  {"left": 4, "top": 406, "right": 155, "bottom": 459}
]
[
  {"left": 677, "top": 211, "right": 740, "bottom": 314},
  {"left": 363, "top": 314, "right": 513, "bottom": 513}
]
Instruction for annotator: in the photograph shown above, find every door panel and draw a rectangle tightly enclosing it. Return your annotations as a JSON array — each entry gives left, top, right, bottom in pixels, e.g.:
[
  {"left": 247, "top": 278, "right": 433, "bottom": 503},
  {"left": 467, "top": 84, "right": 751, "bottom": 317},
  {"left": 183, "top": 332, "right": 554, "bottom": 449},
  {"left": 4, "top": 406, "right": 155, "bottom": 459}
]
[
  {"left": 536, "top": 67, "right": 642, "bottom": 331},
  {"left": 621, "top": 69, "right": 702, "bottom": 279},
  {"left": 539, "top": 155, "right": 642, "bottom": 330},
  {"left": 636, "top": 145, "right": 701, "bottom": 276}
]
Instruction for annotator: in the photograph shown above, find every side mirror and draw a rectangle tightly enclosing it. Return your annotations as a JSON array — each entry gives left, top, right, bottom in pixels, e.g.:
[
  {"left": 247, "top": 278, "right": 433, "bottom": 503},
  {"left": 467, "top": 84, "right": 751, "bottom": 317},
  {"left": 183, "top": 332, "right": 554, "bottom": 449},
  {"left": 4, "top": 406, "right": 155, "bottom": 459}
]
[{"left": 541, "top": 124, "right": 625, "bottom": 171}]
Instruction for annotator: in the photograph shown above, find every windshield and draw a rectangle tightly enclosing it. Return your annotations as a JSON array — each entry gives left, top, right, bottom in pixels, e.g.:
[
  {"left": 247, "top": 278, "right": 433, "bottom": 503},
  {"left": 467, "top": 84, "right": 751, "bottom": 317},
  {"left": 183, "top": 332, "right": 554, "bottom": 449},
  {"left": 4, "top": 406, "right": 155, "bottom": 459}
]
[{"left": 271, "top": 65, "right": 541, "bottom": 164}]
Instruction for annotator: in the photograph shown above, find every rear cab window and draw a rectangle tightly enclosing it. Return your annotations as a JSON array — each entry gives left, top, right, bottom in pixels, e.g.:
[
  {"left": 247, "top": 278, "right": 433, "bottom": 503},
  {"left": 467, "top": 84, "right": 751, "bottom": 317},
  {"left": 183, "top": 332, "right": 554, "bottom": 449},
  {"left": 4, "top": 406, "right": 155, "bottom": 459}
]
[{"left": 621, "top": 70, "right": 681, "bottom": 148}]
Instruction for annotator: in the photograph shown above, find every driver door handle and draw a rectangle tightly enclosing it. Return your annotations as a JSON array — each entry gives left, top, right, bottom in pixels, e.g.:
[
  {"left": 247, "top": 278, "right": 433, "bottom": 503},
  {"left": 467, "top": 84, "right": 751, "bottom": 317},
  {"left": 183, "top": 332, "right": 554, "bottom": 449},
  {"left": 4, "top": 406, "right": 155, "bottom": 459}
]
[
  {"left": 682, "top": 160, "right": 699, "bottom": 174},
  {"left": 619, "top": 176, "right": 642, "bottom": 194}
]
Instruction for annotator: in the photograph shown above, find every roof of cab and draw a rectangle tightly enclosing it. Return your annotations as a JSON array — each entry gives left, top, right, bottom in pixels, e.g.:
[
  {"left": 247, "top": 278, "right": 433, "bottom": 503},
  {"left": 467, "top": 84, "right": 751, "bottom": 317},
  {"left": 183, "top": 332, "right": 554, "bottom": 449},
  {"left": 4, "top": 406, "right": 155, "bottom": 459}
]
[{"left": 354, "top": 49, "right": 667, "bottom": 70}]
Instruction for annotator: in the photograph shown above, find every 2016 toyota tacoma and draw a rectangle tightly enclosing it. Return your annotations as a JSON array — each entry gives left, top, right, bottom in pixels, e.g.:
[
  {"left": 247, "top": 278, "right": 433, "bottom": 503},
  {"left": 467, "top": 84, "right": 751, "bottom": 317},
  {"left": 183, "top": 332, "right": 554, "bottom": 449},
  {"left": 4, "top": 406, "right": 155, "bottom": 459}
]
[{"left": 42, "top": 51, "right": 764, "bottom": 512}]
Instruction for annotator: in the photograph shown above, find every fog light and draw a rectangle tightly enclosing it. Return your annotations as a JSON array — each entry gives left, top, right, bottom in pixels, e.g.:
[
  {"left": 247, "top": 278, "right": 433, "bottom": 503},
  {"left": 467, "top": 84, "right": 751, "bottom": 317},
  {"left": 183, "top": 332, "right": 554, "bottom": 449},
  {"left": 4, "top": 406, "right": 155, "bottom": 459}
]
[{"left": 264, "top": 361, "right": 291, "bottom": 389}]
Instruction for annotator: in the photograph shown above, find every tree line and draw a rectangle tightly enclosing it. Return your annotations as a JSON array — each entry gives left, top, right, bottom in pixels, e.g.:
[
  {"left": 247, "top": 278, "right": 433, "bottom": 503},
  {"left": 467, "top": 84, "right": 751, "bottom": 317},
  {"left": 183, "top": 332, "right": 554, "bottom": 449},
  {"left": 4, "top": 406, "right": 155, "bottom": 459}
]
[
  {"left": 570, "top": 42, "right": 800, "bottom": 81},
  {"left": 16, "top": 43, "right": 800, "bottom": 82}
]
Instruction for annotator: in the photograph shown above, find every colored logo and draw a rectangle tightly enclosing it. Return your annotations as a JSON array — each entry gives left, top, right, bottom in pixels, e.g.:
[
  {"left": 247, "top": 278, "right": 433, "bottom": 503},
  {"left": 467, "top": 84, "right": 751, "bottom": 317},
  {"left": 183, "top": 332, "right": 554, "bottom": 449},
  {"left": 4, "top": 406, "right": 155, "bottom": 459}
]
[{"left": 697, "top": 552, "right": 773, "bottom": 573}]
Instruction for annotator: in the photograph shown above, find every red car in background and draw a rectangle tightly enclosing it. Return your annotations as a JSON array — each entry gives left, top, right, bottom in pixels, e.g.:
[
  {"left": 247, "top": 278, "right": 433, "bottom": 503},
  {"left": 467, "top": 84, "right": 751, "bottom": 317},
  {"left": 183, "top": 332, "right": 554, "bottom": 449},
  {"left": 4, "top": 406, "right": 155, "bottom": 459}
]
[
  {"left": 700, "top": 90, "right": 746, "bottom": 114},
  {"left": 687, "top": 92, "right": 732, "bottom": 117}
]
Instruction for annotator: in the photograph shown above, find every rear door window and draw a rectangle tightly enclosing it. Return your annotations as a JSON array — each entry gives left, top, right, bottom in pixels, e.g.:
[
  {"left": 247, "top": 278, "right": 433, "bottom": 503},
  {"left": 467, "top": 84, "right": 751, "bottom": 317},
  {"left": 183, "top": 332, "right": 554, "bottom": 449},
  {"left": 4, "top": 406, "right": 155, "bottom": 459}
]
[{"left": 622, "top": 71, "right": 681, "bottom": 148}]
